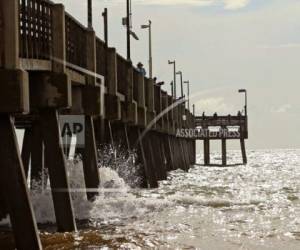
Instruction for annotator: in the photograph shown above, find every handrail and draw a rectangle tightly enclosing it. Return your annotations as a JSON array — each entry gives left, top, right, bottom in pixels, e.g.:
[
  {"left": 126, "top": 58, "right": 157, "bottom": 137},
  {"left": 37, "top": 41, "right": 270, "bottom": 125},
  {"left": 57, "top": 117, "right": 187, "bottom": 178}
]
[
  {"left": 19, "top": 0, "right": 53, "bottom": 60},
  {"left": 96, "top": 38, "right": 106, "bottom": 81},
  {"left": 65, "top": 12, "right": 87, "bottom": 70},
  {"left": 132, "top": 68, "right": 139, "bottom": 102},
  {"left": 144, "top": 77, "right": 150, "bottom": 108}
]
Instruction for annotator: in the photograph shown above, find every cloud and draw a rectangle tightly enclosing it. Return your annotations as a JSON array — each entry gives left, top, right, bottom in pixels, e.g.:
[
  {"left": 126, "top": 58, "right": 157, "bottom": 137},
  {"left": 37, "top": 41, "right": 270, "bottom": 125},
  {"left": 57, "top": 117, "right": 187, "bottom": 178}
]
[
  {"left": 272, "top": 104, "right": 292, "bottom": 113},
  {"left": 259, "top": 43, "right": 300, "bottom": 49},
  {"left": 137, "top": 0, "right": 214, "bottom": 6},
  {"left": 195, "top": 97, "right": 235, "bottom": 114},
  {"left": 107, "top": 0, "right": 251, "bottom": 10},
  {"left": 223, "top": 0, "right": 250, "bottom": 10}
]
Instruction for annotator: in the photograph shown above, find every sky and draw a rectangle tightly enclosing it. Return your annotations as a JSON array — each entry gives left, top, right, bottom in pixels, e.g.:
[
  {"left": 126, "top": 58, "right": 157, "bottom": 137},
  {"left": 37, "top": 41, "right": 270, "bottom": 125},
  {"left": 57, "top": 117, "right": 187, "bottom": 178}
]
[{"left": 56, "top": 0, "right": 300, "bottom": 150}]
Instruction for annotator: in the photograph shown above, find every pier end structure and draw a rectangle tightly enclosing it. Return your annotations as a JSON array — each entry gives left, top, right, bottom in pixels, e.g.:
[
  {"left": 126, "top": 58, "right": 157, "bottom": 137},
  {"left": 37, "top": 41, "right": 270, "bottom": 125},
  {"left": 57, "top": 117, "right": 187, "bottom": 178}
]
[{"left": 195, "top": 115, "right": 248, "bottom": 166}]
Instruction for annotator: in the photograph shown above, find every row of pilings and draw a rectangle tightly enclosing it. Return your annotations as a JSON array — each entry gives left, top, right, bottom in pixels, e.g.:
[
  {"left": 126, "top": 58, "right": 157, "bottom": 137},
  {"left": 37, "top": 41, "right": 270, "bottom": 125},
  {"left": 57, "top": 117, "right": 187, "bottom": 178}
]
[{"left": 0, "top": 1, "right": 196, "bottom": 249}]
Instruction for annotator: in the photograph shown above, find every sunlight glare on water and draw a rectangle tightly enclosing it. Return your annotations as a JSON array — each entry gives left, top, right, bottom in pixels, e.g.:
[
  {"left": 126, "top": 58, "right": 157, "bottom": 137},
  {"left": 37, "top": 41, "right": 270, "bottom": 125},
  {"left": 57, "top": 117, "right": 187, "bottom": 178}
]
[{"left": 1, "top": 149, "right": 300, "bottom": 249}]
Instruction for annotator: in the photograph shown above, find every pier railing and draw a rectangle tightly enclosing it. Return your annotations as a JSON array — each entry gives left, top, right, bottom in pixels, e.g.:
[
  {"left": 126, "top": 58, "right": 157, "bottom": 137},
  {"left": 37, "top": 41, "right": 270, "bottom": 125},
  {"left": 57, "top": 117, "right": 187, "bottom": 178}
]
[
  {"left": 19, "top": 0, "right": 53, "bottom": 60},
  {"left": 96, "top": 38, "right": 106, "bottom": 81},
  {"left": 65, "top": 12, "right": 87, "bottom": 70},
  {"left": 3, "top": 0, "right": 196, "bottom": 135}
]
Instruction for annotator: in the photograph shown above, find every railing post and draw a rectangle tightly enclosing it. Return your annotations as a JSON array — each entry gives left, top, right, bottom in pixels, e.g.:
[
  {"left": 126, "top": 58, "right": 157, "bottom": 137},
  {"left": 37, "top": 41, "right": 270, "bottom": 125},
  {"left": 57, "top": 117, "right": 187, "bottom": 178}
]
[
  {"left": 125, "top": 62, "right": 137, "bottom": 124},
  {"left": 105, "top": 48, "right": 121, "bottom": 121},
  {"left": 0, "top": 0, "right": 29, "bottom": 114},
  {"left": 146, "top": 79, "right": 155, "bottom": 114},
  {"left": 1, "top": 0, "right": 19, "bottom": 69},
  {"left": 137, "top": 74, "right": 146, "bottom": 127},
  {"left": 126, "top": 62, "right": 134, "bottom": 102},
  {"left": 52, "top": 4, "right": 66, "bottom": 73},
  {"left": 138, "top": 75, "right": 145, "bottom": 107},
  {"left": 107, "top": 48, "right": 118, "bottom": 95},
  {"left": 86, "top": 30, "right": 97, "bottom": 85}
]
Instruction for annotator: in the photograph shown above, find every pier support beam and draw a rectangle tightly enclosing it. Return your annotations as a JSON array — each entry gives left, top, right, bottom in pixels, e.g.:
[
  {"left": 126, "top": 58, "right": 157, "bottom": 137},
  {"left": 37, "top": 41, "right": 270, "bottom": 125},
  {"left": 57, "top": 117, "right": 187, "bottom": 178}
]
[
  {"left": 82, "top": 116, "right": 100, "bottom": 201},
  {"left": 127, "top": 127, "right": 147, "bottom": 188},
  {"left": 222, "top": 139, "right": 227, "bottom": 166},
  {"left": 142, "top": 133, "right": 159, "bottom": 188},
  {"left": 127, "top": 127, "right": 157, "bottom": 188},
  {"left": 0, "top": 115, "right": 42, "bottom": 250},
  {"left": 180, "top": 139, "right": 189, "bottom": 171},
  {"left": 163, "top": 135, "right": 174, "bottom": 171},
  {"left": 151, "top": 132, "right": 167, "bottom": 180},
  {"left": 204, "top": 139, "right": 210, "bottom": 165},
  {"left": 240, "top": 138, "right": 247, "bottom": 165},
  {"left": 40, "top": 109, "right": 76, "bottom": 232}
]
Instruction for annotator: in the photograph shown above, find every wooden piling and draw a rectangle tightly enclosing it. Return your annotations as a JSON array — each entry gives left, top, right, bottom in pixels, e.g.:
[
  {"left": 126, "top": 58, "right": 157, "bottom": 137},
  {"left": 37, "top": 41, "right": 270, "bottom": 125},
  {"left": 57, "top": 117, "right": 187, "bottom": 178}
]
[
  {"left": 163, "top": 135, "right": 174, "bottom": 171},
  {"left": 142, "top": 132, "right": 159, "bottom": 188},
  {"left": 240, "top": 138, "right": 247, "bottom": 164},
  {"left": 174, "top": 138, "right": 183, "bottom": 171},
  {"left": 82, "top": 116, "right": 100, "bottom": 201},
  {"left": 204, "top": 139, "right": 210, "bottom": 165},
  {"left": 222, "top": 139, "right": 227, "bottom": 166},
  {"left": 40, "top": 109, "right": 76, "bottom": 232},
  {"left": 0, "top": 115, "right": 42, "bottom": 250},
  {"left": 127, "top": 127, "right": 148, "bottom": 188},
  {"left": 151, "top": 132, "right": 167, "bottom": 180}
]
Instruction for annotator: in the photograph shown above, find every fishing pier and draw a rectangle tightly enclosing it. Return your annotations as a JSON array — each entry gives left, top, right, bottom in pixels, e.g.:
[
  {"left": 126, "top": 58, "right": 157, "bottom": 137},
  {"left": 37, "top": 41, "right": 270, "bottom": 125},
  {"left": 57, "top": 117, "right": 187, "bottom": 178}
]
[{"left": 0, "top": 0, "right": 248, "bottom": 249}]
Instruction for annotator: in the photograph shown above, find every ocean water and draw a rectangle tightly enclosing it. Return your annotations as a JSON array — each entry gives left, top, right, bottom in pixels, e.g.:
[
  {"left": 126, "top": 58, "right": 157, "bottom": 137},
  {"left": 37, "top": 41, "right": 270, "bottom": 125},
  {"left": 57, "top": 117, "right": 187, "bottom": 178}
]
[{"left": 1, "top": 149, "right": 300, "bottom": 249}]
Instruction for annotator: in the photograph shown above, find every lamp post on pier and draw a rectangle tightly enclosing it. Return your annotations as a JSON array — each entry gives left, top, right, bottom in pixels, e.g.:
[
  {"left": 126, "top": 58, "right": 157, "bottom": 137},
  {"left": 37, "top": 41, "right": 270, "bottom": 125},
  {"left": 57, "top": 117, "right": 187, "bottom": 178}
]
[
  {"left": 238, "top": 89, "right": 247, "bottom": 116},
  {"left": 184, "top": 80, "right": 190, "bottom": 111},
  {"left": 168, "top": 60, "right": 176, "bottom": 99},
  {"left": 141, "top": 20, "right": 153, "bottom": 78},
  {"left": 170, "top": 81, "right": 174, "bottom": 98},
  {"left": 176, "top": 71, "right": 184, "bottom": 99},
  {"left": 123, "top": 0, "right": 139, "bottom": 61},
  {"left": 87, "top": 0, "right": 93, "bottom": 29}
]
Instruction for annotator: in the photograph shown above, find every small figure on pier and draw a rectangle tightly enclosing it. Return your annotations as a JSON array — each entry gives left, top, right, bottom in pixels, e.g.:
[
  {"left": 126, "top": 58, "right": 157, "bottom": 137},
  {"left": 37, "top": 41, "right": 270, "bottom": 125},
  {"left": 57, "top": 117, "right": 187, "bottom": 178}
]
[
  {"left": 213, "top": 112, "right": 218, "bottom": 118},
  {"left": 154, "top": 77, "right": 165, "bottom": 86},
  {"left": 137, "top": 62, "right": 146, "bottom": 76},
  {"left": 202, "top": 112, "right": 206, "bottom": 119},
  {"left": 237, "top": 110, "right": 242, "bottom": 117}
]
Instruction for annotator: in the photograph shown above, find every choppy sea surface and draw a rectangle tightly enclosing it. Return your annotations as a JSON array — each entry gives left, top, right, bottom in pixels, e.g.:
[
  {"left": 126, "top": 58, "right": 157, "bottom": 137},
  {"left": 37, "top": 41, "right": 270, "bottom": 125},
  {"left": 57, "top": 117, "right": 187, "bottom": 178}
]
[{"left": 1, "top": 149, "right": 300, "bottom": 249}]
